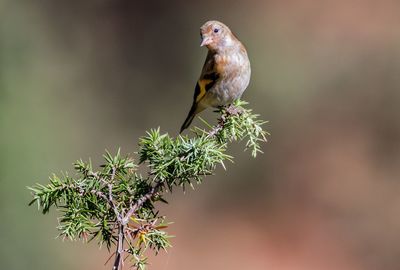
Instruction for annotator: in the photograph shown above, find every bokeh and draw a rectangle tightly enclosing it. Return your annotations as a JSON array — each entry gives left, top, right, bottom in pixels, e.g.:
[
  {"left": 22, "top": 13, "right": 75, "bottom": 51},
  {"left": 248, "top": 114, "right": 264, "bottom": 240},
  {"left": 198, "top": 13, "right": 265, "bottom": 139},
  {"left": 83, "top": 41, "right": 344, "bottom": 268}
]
[{"left": 1, "top": 1, "right": 400, "bottom": 269}]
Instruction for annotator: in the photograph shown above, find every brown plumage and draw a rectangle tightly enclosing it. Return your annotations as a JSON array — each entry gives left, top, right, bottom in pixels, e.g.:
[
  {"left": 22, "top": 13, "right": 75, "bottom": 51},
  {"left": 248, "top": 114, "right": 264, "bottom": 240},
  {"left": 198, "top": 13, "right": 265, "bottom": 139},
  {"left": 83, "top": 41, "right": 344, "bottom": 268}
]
[{"left": 180, "top": 20, "right": 251, "bottom": 133}]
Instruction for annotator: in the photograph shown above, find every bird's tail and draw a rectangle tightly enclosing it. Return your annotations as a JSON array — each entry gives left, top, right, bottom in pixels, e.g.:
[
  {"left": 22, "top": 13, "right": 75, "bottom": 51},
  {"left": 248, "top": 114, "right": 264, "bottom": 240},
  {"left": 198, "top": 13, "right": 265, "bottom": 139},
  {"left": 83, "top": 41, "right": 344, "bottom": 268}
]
[{"left": 180, "top": 102, "right": 205, "bottom": 133}]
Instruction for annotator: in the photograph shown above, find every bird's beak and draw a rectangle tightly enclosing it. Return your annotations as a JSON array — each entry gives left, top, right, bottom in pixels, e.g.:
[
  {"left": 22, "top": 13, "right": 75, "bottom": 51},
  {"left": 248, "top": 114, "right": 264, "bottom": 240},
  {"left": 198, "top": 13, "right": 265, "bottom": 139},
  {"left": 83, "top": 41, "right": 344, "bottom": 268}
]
[{"left": 200, "top": 36, "right": 212, "bottom": 47}]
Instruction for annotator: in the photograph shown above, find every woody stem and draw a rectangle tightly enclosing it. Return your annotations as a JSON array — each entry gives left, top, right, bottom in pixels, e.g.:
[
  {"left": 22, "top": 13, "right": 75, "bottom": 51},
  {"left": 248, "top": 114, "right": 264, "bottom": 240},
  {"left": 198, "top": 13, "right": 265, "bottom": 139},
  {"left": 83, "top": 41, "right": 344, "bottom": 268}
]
[{"left": 112, "top": 224, "right": 125, "bottom": 270}]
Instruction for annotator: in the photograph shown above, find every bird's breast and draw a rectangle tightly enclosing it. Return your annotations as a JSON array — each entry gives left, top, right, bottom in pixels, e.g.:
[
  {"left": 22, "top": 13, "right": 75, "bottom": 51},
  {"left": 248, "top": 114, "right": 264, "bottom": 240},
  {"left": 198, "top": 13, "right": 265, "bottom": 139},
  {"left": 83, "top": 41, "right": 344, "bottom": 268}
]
[
  {"left": 201, "top": 50, "right": 250, "bottom": 107},
  {"left": 215, "top": 52, "right": 250, "bottom": 75}
]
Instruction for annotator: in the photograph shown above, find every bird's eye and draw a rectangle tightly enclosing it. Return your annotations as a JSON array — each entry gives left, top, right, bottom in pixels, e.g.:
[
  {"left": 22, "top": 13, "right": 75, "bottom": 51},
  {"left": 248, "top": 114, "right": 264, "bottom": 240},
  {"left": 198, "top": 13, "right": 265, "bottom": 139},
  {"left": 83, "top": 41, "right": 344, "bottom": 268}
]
[{"left": 213, "top": 28, "right": 219, "bottom": 33}]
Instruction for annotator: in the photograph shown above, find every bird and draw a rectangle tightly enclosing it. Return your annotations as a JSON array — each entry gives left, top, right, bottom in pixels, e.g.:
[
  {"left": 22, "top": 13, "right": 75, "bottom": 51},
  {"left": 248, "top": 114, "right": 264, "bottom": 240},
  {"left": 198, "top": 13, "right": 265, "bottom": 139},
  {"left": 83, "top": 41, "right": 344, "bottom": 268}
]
[{"left": 180, "top": 20, "right": 251, "bottom": 133}]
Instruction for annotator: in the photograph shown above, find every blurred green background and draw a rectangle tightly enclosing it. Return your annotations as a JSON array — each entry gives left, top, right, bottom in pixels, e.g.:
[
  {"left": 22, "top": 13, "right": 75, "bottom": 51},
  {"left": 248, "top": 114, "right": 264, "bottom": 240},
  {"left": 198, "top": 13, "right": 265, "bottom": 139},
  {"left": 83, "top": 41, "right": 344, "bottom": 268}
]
[{"left": 1, "top": 0, "right": 400, "bottom": 269}]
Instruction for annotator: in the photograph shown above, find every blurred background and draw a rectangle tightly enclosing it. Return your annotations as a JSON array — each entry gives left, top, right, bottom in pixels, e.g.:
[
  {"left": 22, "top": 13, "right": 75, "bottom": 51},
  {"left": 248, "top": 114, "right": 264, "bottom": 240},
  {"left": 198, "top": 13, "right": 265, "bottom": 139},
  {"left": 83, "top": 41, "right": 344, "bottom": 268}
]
[{"left": 1, "top": 0, "right": 400, "bottom": 269}]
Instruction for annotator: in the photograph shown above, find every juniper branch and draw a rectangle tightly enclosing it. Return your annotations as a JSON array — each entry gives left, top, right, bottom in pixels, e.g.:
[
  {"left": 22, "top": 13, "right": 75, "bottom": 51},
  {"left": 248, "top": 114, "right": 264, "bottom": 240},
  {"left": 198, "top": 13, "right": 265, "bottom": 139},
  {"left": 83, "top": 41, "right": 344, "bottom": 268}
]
[{"left": 28, "top": 99, "right": 268, "bottom": 270}]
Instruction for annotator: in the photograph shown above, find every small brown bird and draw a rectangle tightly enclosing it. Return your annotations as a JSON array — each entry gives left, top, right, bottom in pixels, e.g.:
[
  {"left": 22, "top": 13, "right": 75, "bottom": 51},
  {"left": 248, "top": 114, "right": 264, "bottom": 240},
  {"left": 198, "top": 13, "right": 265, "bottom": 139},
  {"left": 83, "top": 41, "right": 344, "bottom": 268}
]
[{"left": 180, "top": 20, "right": 251, "bottom": 133}]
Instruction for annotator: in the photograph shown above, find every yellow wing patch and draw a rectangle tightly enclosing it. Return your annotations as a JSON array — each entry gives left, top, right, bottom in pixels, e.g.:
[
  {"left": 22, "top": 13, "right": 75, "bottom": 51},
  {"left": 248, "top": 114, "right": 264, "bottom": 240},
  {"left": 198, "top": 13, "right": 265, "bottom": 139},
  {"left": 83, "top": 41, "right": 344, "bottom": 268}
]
[{"left": 195, "top": 79, "right": 213, "bottom": 102}]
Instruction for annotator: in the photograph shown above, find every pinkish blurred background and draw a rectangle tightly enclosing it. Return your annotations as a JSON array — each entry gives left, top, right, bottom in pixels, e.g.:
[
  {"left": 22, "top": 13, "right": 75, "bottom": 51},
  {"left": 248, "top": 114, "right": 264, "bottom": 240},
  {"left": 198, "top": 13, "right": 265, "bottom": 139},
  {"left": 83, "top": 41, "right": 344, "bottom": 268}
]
[{"left": 1, "top": 1, "right": 400, "bottom": 269}]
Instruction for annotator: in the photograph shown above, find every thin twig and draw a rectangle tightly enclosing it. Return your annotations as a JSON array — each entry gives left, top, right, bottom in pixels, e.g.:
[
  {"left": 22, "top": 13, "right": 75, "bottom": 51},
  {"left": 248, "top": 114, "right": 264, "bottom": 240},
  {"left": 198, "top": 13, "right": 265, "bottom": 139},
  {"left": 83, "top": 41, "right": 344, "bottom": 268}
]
[
  {"left": 207, "top": 104, "right": 241, "bottom": 138},
  {"left": 89, "top": 167, "right": 122, "bottom": 221},
  {"left": 110, "top": 180, "right": 164, "bottom": 269},
  {"left": 112, "top": 224, "right": 125, "bottom": 270},
  {"left": 122, "top": 181, "right": 164, "bottom": 225},
  {"left": 110, "top": 167, "right": 117, "bottom": 182}
]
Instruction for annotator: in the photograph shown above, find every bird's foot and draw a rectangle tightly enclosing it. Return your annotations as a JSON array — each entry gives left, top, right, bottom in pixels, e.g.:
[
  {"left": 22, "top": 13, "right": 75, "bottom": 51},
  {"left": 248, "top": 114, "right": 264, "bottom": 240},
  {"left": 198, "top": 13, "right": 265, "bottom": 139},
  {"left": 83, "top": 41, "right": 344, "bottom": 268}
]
[{"left": 225, "top": 104, "right": 243, "bottom": 116}]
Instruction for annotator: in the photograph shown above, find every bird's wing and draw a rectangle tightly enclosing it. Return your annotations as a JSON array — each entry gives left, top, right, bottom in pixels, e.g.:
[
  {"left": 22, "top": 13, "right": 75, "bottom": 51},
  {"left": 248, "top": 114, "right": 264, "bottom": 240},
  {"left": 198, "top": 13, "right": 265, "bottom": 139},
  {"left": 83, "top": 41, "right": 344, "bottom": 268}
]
[
  {"left": 180, "top": 52, "right": 222, "bottom": 133},
  {"left": 193, "top": 51, "right": 220, "bottom": 103}
]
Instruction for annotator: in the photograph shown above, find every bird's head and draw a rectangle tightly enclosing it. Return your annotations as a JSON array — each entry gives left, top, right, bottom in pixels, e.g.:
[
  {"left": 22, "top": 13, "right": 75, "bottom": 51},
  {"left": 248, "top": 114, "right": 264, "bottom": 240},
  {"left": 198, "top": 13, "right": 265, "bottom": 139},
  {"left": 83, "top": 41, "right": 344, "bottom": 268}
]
[{"left": 200, "top": 20, "right": 237, "bottom": 50}]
